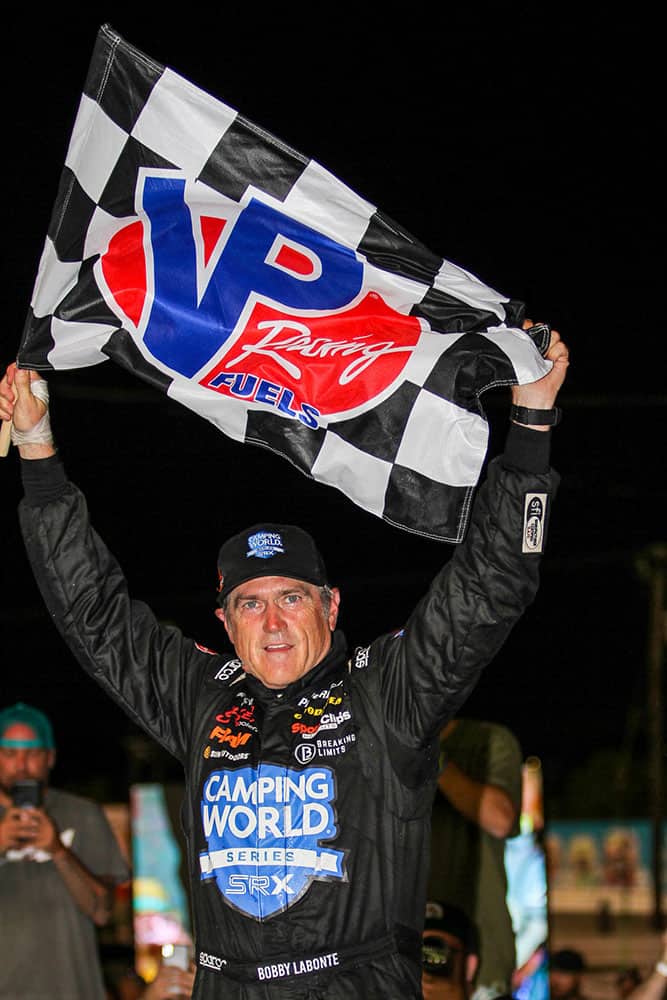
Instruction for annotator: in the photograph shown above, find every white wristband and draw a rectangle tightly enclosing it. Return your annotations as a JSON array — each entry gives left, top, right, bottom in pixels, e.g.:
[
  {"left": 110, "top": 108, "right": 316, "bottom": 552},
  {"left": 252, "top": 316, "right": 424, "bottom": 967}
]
[
  {"left": 656, "top": 961, "right": 667, "bottom": 978},
  {"left": 10, "top": 379, "right": 53, "bottom": 447}
]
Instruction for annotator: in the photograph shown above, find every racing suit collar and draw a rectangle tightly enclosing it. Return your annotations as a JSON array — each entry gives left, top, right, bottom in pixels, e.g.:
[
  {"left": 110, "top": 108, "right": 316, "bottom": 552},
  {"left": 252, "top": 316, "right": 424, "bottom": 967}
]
[{"left": 242, "top": 629, "right": 348, "bottom": 703}]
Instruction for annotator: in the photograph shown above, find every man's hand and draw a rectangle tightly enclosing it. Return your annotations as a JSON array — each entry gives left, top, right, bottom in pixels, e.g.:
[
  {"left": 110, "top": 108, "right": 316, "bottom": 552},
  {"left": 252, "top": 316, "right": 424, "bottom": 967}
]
[
  {"left": 17, "top": 806, "right": 64, "bottom": 855},
  {"left": 0, "top": 806, "right": 36, "bottom": 853},
  {"left": 438, "top": 763, "right": 518, "bottom": 839},
  {"left": 511, "top": 323, "right": 570, "bottom": 429},
  {"left": 0, "top": 363, "right": 55, "bottom": 459},
  {"left": 143, "top": 962, "right": 196, "bottom": 999},
  {"left": 0, "top": 805, "right": 63, "bottom": 856}
]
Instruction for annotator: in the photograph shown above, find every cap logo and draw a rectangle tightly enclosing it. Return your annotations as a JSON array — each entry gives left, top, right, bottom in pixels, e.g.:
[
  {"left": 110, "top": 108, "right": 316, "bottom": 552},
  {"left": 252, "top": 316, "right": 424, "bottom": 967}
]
[{"left": 247, "top": 531, "right": 285, "bottom": 560}]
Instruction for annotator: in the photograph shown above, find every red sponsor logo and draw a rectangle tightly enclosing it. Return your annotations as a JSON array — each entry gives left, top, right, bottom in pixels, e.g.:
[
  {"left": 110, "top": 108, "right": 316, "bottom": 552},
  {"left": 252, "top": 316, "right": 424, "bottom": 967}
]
[
  {"left": 201, "top": 293, "right": 421, "bottom": 417},
  {"left": 216, "top": 706, "right": 256, "bottom": 728}
]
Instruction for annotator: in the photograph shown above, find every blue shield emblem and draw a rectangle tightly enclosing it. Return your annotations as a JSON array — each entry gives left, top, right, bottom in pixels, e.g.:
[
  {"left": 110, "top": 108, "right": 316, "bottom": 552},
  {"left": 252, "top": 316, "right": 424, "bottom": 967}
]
[{"left": 199, "top": 763, "right": 345, "bottom": 919}]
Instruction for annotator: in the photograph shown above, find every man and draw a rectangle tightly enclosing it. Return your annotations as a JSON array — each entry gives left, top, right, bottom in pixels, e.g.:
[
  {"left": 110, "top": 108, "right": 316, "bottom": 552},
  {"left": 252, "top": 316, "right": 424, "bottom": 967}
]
[
  {"left": 428, "top": 718, "right": 523, "bottom": 999},
  {"left": 549, "top": 949, "right": 588, "bottom": 1000},
  {"left": 0, "top": 326, "right": 568, "bottom": 999},
  {"left": 0, "top": 701, "right": 130, "bottom": 999},
  {"left": 617, "top": 968, "right": 643, "bottom": 1000},
  {"left": 619, "top": 932, "right": 667, "bottom": 1000},
  {"left": 422, "top": 900, "right": 480, "bottom": 1000}
]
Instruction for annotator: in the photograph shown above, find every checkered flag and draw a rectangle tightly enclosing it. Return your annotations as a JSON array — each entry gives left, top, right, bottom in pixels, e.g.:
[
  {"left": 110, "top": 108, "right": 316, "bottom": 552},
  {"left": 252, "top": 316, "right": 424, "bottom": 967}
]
[{"left": 17, "top": 24, "right": 551, "bottom": 542}]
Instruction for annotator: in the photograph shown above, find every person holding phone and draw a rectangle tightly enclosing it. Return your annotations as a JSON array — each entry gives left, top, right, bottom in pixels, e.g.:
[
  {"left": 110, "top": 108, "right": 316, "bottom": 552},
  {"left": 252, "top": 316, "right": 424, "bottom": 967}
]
[{"left": 0, "top": 701, "right": 130, "bottom": 999}]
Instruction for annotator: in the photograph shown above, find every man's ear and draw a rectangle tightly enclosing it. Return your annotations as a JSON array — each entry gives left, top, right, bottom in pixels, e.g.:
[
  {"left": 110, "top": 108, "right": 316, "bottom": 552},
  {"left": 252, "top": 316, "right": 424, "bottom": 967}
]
[
  {"left": 214, "top": 606, "right": 230, "bottom": 634},
  {"left": 328, "top": 588, "right": 341, "bottom": 631},
  {"left": 466, "top": 954, "right": 479, "bottom": 985},
  {"left": 215, "top": 606, "right": 237, "bottom": 645},
  {"left": 47, "top": 749, "right": 56, "bottom": 772}
]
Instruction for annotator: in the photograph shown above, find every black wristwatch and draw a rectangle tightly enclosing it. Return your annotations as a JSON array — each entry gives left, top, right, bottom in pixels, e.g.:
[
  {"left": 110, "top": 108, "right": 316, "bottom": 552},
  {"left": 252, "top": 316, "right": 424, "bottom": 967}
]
[{"left": 510, "top": 404, "right": 562, "bottom": 427}]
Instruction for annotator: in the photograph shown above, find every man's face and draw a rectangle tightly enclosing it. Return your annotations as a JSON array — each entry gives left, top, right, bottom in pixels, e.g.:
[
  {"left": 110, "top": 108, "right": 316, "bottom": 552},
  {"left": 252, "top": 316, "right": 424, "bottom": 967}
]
[
  {"left": 0, "top": 723, "right": 54, "bottom": 797},
  {"left": 550, "top": 971, "right": 581, "bottom": 1000},
  {"left": 216, "top": 576, "right": 340, "bottom": 689},
  {"left": 421, "top": 929, "right": 476, "bottom": 1000}
]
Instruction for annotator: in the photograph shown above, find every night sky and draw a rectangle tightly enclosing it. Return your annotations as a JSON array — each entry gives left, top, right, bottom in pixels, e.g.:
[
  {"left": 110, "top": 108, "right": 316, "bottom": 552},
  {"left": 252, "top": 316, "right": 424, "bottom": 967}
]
[{"left": 1, "top": 10, "right": 662, "bottom": 815}]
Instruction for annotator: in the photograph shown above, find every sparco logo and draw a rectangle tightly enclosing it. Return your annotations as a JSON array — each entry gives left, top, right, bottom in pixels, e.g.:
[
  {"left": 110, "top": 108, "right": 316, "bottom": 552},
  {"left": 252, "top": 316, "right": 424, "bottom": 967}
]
[
  {"left": 199, "top": 951, "right": 227, "bottom": 970},
  {"left": 214, "top": 660, "right": 242, "bottom": 682}
]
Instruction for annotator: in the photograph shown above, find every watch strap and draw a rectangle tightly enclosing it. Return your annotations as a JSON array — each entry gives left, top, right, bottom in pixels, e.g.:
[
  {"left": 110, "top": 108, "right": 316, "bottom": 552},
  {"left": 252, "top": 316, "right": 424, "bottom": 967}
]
[{"left": 510, "top": 404, "right": 562, "bottom": 427}]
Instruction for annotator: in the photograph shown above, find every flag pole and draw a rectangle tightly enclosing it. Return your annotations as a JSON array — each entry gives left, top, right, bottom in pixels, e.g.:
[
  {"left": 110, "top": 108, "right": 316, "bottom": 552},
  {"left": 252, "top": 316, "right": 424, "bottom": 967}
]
[
  {"left": 0, "top": 419, "right": 12, "bottom": 457},
  {"left": 0, "top": 383, "right": 17, "bottom": 456}
]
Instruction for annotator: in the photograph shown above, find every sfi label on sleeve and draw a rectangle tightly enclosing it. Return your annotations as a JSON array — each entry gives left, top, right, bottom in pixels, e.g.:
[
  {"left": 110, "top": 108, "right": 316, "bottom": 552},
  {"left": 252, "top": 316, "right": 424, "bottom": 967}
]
[{"left": 522, "top": 493, "right": 548, "bottom": 553}]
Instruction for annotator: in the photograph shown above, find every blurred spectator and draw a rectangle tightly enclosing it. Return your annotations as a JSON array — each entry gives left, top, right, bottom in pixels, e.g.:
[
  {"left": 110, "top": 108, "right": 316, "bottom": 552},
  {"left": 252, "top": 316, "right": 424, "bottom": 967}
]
[
  {"left": 0, "top": 701, "right": 130, "bottom": 999},
  {"left": 428, "top": 718, "right": 522, "bottom": 1000},
  {"left": 616, "top": 967, "right": 643, "bottom": 1000},
  {"left": 105, "top": 959, "right": 195, "bottom": 1000},
  {"left": 622, "top": 932, "right": 667, "bottom": 1000},
  {"left": 141, "top": 959, "right": 195, "bottom": 999},
  {"left": 549, "top": 948, "right": 588, "bottom": 1000},
  {"left": 422, "top": 899, "right": 480, "bottom": 1000}
]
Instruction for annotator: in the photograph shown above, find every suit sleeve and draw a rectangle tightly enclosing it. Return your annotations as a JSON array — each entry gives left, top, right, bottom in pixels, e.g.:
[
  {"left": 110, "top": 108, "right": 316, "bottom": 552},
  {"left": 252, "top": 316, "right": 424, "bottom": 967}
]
[
  {"left": 18, "top": 455, "right": 209, "bottom": 763},
  {"left": 376, "top": 423, "right": 560, "bottom": 755}
]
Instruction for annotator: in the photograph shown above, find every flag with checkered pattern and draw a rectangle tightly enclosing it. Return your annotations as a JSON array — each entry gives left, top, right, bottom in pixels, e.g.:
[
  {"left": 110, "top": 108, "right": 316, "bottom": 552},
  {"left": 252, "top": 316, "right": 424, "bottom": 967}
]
[{"left": 17, "top": 23, "right": 552, "bottom": 542}]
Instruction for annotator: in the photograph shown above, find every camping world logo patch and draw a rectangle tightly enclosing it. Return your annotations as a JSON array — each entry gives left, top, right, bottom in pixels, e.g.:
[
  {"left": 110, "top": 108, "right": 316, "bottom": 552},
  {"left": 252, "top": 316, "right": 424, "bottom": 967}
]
[{"left": 199, "top": 764, "right": 345, "bottom": 919}]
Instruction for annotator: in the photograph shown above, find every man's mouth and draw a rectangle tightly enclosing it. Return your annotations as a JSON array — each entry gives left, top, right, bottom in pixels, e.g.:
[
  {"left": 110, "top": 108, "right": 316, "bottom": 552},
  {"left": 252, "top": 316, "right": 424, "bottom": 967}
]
[{"left": 264, "top": 642, "right": 293, "bottom": 652}]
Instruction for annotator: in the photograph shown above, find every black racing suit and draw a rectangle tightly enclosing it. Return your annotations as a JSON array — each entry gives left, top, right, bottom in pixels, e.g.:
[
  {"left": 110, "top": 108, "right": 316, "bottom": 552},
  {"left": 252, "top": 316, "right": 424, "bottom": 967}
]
[{"left": 18, "top": 424, "right": 557, "bottom": 1000}]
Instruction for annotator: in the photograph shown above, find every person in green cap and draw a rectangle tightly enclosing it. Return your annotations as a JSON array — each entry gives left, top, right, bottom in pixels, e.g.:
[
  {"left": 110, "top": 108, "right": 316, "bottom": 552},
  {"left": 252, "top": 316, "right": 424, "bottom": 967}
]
[{"left": 0, "top": 701, "right": 130, "bottom": 999}]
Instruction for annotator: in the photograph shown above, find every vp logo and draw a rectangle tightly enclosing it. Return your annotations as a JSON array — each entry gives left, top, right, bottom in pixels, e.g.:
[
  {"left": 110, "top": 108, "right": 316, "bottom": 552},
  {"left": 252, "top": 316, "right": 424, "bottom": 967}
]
[{"left": 99, "top": 172, "right": 420, "bottom": 421}]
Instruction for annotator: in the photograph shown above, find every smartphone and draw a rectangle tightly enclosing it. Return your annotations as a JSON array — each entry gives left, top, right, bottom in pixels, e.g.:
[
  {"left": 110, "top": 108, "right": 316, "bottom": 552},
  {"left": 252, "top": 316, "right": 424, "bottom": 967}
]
[
  {"left": 11, "top": 780, "right": 43, "bottom": 808},
  {"left": 161, "top": 944, "right": 190, "bottom": 970}
]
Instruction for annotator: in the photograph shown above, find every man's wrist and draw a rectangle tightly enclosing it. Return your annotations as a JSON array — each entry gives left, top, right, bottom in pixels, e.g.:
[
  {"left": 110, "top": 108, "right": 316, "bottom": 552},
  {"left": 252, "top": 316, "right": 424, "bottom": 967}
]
[
  {"left": 18, "top": 442, "right": 56, "bottom": 460},
  {"left": 510, "top": 404, "right": 562, "bottom": 429},
  {"left": 50, "top": 841, "right": 68, "bottom": 860}
]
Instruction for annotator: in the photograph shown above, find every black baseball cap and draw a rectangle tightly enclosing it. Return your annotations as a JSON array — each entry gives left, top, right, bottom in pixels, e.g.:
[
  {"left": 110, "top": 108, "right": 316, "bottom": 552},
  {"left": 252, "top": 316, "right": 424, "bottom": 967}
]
[
  {"left": 217, "top": 523, "right": 329, "bottom": 604},
  {"left": 550, "top": 949, "right": 586, "bottom": 972},
  {"left": 424, "top": 901, "right": 479, "bottom": 956}
]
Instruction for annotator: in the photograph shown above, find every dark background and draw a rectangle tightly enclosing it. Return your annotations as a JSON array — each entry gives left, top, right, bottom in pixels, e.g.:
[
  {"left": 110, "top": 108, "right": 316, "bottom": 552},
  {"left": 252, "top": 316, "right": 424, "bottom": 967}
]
[{"left": 1, "top": 10, "right": 663, "bottom": 818}]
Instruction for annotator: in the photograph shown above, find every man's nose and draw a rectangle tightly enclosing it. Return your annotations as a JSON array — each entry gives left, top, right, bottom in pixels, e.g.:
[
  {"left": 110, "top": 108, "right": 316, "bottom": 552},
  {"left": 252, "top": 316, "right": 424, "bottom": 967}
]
[
  {"left": 11, "top": 751, "right": 29, "bottom": 776},
  {"left": 263, "top": 602, "right": 286, "bottom": 631}
]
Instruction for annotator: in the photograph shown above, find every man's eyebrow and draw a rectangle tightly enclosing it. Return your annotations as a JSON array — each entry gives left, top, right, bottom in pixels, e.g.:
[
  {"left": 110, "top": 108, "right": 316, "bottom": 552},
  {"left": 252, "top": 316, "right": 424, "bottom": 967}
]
[{"left": 232, "top": 584, "right": 311, "bottom": 606}]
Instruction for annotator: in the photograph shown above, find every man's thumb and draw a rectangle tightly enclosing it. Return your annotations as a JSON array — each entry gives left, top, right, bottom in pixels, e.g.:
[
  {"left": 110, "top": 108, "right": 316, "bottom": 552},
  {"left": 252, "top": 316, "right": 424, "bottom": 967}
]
[{"left": 13, "top": 367, "right": 33, "bottom": 400}]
